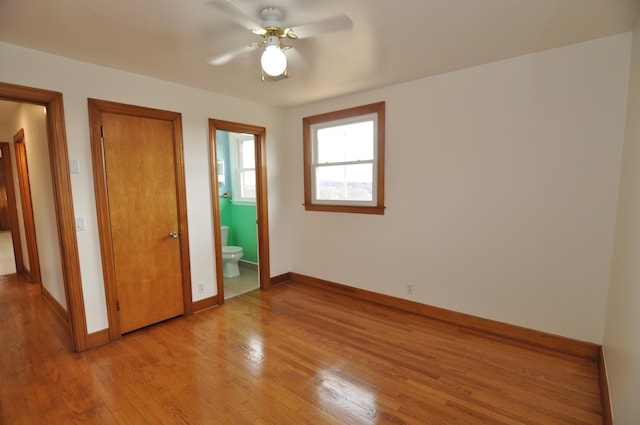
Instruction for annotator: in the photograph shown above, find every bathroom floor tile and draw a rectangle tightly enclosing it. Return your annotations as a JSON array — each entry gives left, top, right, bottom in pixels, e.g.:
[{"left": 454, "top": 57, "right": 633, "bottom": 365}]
[{"left": 224, "top": 264, "right": 259, "bottom": 300}]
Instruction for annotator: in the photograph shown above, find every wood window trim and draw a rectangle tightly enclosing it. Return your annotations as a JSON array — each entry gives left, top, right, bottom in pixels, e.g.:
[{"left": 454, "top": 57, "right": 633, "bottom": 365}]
[{"left": 303, "top": 101, "right": 385, "bottom": 215}]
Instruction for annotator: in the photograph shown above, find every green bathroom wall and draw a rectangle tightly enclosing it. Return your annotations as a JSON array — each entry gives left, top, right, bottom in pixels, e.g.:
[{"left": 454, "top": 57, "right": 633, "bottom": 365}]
[
  {"left": 219, "top": 196, "right": 232, "bottom": 229},
  {"left": 219, "top": 200, "right": 257, "bottom": 263},
  {"left": 230, "top": 203, "right": 257, "bottom": 263}
]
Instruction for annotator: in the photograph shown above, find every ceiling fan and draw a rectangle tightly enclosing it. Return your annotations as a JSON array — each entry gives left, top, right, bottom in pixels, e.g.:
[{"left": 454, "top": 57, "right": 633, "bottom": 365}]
[{"left": 205, "top": 1, "right": 353, "bottom": 81}]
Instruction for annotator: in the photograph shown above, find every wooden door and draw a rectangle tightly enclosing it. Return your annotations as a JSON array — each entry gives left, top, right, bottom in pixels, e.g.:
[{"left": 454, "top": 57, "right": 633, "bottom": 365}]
[{"left": 90, "top": 100, "right": 191, "bottom": 336}]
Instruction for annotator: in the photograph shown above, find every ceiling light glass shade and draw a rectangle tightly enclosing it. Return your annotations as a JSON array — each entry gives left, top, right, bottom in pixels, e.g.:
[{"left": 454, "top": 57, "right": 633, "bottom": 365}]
[{"left": 261, "top": 45, "right": 287, "bottom": 76}]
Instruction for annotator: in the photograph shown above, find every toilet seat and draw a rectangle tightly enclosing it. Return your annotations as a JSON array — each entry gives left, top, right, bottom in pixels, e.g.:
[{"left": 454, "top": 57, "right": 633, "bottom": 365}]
[{"left": 222, "top": 246, "right": 243, "bottom": 255}]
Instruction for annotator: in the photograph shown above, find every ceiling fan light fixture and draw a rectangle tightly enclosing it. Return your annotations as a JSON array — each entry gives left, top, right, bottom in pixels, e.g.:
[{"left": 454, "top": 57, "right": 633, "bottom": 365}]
[{"left": 261, "top": 37, "right": 287, "bottom": 76}]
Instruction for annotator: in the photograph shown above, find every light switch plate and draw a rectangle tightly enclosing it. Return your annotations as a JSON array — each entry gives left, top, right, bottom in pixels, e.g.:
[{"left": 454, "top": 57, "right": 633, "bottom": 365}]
[
  {"left": 75, "top": 216, "right": 85, "bottom": 231},
  {"left": 70, "top": 159, "right": 80, "bottom": 174}
]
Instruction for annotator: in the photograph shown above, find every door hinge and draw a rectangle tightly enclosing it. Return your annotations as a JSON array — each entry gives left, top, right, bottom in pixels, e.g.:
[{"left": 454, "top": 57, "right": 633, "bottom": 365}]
[
  {"left": 116, "top": 299, "right": 120, "bottom": 311},
  {"left": 100, "top": 125, "right": 105, "bottom": 139}
]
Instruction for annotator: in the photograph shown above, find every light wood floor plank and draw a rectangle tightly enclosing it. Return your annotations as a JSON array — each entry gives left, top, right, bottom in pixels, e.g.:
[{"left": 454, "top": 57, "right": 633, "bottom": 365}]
[{"left": 0, "top": 274, "right": 603, "bottom": 424}]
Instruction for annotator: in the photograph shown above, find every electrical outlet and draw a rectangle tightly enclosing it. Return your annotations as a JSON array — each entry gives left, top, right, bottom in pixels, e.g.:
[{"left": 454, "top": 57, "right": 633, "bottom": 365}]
[
  {"left": 197, "top": 282, "right": 205, "bottom": 294},
  {"left": 406, "top": 283, "right": 413, "bottom": 295}
]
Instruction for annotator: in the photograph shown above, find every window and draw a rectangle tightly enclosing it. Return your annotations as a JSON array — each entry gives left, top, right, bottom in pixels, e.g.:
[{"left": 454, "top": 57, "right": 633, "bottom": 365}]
[
  {"left": 303, "top": 101, "right": 385, "bottom": 214},
  {"left": 230, "top": 133, "right": 256, "bottom": 204}
]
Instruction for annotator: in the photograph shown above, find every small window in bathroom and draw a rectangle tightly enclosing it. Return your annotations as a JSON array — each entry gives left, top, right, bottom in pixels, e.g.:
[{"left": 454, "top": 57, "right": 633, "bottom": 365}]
[
  {"left": 303, "top": 101, "right": 385, "bottom": 214},
  {"left": 230, "top": 133, "right": 256, "bottom": 204}
]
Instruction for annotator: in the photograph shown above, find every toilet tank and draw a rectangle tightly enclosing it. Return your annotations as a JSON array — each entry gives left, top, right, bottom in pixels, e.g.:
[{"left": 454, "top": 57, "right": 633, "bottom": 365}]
[{"left": 220, "top": 225, "right": 229, "bottom": 246}]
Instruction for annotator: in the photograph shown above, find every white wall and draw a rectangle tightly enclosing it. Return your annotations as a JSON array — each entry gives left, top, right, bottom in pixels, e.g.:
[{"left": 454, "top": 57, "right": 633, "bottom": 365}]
[
  {"left": 0, "top": 42, "right": 289, "bottom": 334},
  {"left": 604, "top": 15, "right": 640, "bottom": 425},
  {"left": 286, "top": 33, "right": 631, "bottom": 343}
]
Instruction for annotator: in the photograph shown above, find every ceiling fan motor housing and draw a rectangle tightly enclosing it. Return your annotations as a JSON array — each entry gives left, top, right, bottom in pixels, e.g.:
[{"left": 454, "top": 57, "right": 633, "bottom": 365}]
[{"left": 260, "top": 7, "right": 283, "bottom": 29}]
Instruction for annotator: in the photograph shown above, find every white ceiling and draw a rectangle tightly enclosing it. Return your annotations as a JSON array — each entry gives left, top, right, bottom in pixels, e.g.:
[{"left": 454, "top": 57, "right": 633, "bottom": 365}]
[{"left": 0, "top": 0, "right": 638, "bottom": 108}]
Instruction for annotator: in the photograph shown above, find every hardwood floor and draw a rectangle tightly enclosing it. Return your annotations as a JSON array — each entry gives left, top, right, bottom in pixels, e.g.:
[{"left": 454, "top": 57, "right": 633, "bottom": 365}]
[{"left": 1, "top": 274, "right": 603, "bottom": 424}]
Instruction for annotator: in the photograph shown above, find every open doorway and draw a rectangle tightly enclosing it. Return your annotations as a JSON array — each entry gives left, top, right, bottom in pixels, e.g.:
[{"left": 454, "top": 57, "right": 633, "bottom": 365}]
[
  {"left": 209, "top": 119, "right": 271, "bottom": 302},
  {"left": 0, "top": 141, "right": 19, "bottom": 276},
  {"left": 216, "top": 131, "right": 259, "bottom": 299},
  {"left": 0, "top": 115, "right": 44, "bottom": 282},
  {"left": 0, "top": 83, "right": 85, "bottom": 352},
  {"left": 0, "top": 107, "right": 54, "bottom": 288}
]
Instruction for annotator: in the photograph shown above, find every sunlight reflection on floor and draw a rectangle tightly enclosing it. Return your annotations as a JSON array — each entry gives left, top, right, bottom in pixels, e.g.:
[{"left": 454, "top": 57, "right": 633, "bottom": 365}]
[{"left": 315, "top": 369, "right": 379, "bottom": 423}]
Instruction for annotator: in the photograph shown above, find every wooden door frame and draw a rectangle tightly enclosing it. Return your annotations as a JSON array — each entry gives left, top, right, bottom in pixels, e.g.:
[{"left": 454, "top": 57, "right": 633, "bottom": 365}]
[
  {"left": 0, "top": 82, "right": 86, "bottom": 352},
  {"left": 88, "top": 99, "right": 192, "bottom": 341},
  {"left": 209, "top": 119, "right": 271, "bottom": 302},
  {"left": 0, "top": 142, "right": 25, "bottom": 275},
  {"left": 13, "top": 129, "right": 42, "bottom": 283}
]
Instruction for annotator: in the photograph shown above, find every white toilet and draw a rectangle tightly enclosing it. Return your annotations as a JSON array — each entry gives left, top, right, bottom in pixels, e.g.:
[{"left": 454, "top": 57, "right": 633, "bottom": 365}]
[{"left": 220, "top": 225, "right": 244, "bottom": 278}]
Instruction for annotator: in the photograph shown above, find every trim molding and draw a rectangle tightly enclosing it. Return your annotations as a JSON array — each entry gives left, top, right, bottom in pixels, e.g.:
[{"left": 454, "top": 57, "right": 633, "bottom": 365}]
[
  {"left": 22, "top": 268, "right": 34, "bottom": 283},
  {"left": 270, "top": 272, "right": 291, "bottom": 286},
  {"left": 41, "top": 285, "right": 70, "bottom": 327},
  {"left": 14, "top": 129, "right": 42, "bottom": 285},
  {"left": 87, "top": 329, "right": 110, "bottom": 349},
  {"left": 599, "top": 347, "right": 612, "bottom": 425},
  {"left": 192, "top": 295, "right": 219, "bottom": 313},
  {"left": 289, "top": 272, "right": 601, "bottom": 360}
]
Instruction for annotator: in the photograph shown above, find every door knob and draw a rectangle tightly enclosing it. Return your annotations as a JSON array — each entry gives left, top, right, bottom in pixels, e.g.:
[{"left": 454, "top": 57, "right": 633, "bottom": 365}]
[{"left": 169, "top": 231, "right": 179, "bottom": 238}]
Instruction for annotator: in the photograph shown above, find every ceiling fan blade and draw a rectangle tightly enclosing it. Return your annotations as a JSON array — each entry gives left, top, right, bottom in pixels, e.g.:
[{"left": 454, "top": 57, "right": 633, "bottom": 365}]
[
  {"left": 204, "top": 0, "right": 263, "bottom": 32},
  {"left": 289, "top": 15, "right": 352, "bottom": 39},
  {"left": 207, "top": 44, "right": 255, "bottom": 66}
]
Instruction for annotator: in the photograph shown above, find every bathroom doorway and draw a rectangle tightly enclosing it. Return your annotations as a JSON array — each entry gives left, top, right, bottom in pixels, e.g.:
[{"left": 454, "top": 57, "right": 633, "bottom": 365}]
[{"left": 209, "top": 119, "right": 270, "bottom": 302}]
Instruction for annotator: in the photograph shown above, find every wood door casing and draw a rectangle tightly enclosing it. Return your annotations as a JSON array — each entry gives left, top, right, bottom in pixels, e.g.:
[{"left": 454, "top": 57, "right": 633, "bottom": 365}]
[
  {"left": 209, "top": 119, "right": 270, "bottom": 302},
  {"left": 0, "top": 151, "right": 10, "bottom": 231},
  {"left": 0, "top": 83, "right": 86, "bottom": 352},
  {"left": 14, "top": 130, "right": 41, "bottom": 283},
  {"left": 89, "top": 100, "right": 192, "bottom": 337}
]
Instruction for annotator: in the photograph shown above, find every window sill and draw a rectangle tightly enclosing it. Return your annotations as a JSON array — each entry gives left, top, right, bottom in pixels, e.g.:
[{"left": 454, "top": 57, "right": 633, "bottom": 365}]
[
  {"left": 231, "top": 199, "right": 256, "bottom": 206},
  {"left": 304, "top": 204, "right": 385, "bottom": 215}
]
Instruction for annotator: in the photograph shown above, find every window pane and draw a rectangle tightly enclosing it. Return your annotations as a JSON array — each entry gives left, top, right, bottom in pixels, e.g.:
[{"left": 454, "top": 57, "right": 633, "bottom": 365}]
[
  {"left": 316, "top": 121, "right": 374, "bottom": 163},
  {"left": 240, "top": 170, "right": 256, "bottom": 198},
  {"left": 240, "top": 139, "right": 255, "bottom": 169},
  {"left": 315, "top": 163, "right": 373, "bottom": 201}
]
